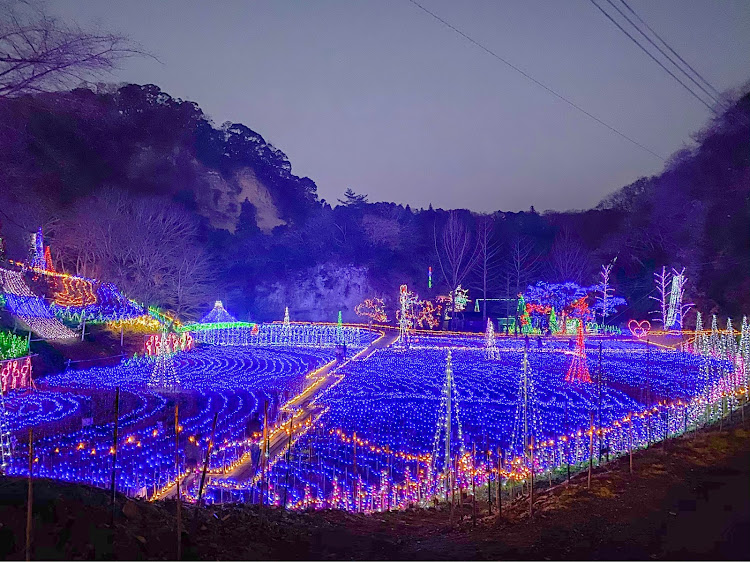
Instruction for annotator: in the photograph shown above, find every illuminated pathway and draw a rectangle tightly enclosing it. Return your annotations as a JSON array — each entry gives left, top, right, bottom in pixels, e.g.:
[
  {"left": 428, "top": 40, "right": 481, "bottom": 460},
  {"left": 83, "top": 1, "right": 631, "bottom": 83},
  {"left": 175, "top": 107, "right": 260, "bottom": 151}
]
[
  {"left": 161, "top": 328, "right": 395, "bottom": 499},
  {"left": 217, "top": 328, "right": 397, "bottom": 482}
]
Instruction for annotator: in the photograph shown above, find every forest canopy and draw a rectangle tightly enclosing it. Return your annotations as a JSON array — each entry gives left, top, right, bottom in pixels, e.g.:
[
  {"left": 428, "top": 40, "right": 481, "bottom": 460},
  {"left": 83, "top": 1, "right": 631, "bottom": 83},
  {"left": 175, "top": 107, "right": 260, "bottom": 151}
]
[{"left": 0, "top": 83, "right": 748, "bottom": 323}]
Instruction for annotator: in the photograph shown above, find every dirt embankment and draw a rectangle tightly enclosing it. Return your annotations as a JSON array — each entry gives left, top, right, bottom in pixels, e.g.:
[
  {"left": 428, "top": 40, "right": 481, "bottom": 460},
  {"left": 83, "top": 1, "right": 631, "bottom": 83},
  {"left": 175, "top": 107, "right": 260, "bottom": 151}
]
[{"left": 1, "top": 413, "right": 749, "bottom": 560}]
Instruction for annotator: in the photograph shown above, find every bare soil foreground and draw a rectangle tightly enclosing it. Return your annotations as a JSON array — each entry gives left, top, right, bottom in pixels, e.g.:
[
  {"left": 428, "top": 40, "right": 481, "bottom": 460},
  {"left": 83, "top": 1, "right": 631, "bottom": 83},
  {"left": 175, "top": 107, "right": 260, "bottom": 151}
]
[{"left": 1, "top": 415, "right": 748, "bottom": 560}]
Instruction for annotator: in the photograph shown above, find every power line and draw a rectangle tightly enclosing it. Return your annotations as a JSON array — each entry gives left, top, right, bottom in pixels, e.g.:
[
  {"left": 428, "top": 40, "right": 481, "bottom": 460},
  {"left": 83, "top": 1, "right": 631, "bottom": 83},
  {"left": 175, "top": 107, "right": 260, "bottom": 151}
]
[
  {"left": 406, "top": 0, "right": 664, "bottom": 161},
  {"left": 604, "top": 0, "right": 722, "bottom": 108},
  {"left": 589, "top": 0, "right": 716, "bottom": 113},
  {"left": 617, "top": 0, "right": 722, "bottom": 99}
]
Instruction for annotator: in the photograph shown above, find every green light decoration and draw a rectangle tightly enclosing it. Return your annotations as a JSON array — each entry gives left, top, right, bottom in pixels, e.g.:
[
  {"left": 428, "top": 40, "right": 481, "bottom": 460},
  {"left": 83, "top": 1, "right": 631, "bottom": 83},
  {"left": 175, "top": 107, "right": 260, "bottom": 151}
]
[
  {"left": 516, "top": 294, "right": 532, "bottom": 334},
  {"left": 0, "top": 331, "right": 28, "bottom": 360},
  {"left": 179, "top": 321, "right": 258, "bottom": 332},
  {"left": 336, "top": 310, "right": 343, "bottom": 344},
  {"left": 549, "top": 307, "right": 559, "bottom": 334}
]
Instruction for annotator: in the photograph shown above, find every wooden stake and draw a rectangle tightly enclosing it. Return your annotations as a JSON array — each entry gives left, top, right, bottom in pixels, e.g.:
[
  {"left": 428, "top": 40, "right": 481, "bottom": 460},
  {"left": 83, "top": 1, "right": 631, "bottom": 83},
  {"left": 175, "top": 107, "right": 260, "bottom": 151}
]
[
  {"left": 110, "top": 387, "right": 120, "bottom": 522},
  {"left": 529, "top": 436, "right": 534, "bottom": 517},
  {"left": 628, "top": 414, "right": 633, "bottom": 475},
  {"left": 260, "top": 401, "right": 269, "bottom": 508},
  {"left": 175, "top": 404, "right": 182, "bottom": 561},
  {"left": 471, "top": 443, "right": 476, "bottom": 527},
  {"left": 25, "top": 428, "right": 33, "bottom": 562},
  {"left": 496, "top": 448, "right": 502, "bottom": 516},
  {"left": 197, "top": 413, "right": 218, "bottom": 508},
  {"left": 588, "top": 411, "right": 594, "bottom": 489},
  {"left": 283, "top": 415, "right": 294, "bottom": 509}
]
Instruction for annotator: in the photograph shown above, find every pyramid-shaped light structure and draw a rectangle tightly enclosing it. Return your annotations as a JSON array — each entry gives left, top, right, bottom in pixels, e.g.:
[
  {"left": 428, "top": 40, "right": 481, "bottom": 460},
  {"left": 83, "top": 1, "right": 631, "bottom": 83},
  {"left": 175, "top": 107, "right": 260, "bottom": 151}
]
[{"left": 200, "top": 300, "right": 237, "bottom": 324}]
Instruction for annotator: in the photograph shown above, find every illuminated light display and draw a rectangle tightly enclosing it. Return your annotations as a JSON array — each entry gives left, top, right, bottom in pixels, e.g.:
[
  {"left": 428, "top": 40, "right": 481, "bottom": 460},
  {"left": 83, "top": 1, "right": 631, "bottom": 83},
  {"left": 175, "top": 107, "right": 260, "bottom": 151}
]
[
  {"left": 0, "top": 394, "right": 10, "bottom": 472},
  {"left": 144, "top": 332, "right": 194, "bottom": 356},
  {"left": 0, "top": 316, "right": 744, "bottom": 513},
  {"left": 443, "top": 286, "right": 469, "bottom": 319},
  {"left": 282, "top": 307, "right": 291, "bottom": 344},
  {"left": 415, "top": 300, "right": 442, "bottom": 330},
  {"left": 0, "top": 332, "right": 29, "bottom": 360},
  {"left": 0, "top": 355, "right": 35, "bottom": 472},
  {"left": 485, "top": 319, "right": 498, "bottom": 360},
  {"left": 692, "top": 312, "right": 706, "bottom": 355},
  {"left": 149, "top": 332, "right": 180, "bottom": 392},
  {"left": 431, "top": 350, "right": 464, "bottom": 475},
  {"left": 739, "top": 317, "right": 749, "bottom": 379},
  {"left": 565, "top": 322, "right": 592, "bottom": 383},
  {"left": 517, "top": 294, "right": 532, "bottom": 334},
  {"left": 628, "top": 319, "right": 651, "bottom": 340},
  {"left": 0, "top": 356, "right": 34, "bottom": 394},
  {"left": 0, "top": 268, "right": 76, "bottom": 339},
  {"left": 241, "top": 335, "right": 733, "bottom": 512},
  {"left": 107, "top": 314, "right": 163, "bottom": 333},
  {"left": 650, "top": 266, "right": 670, "bottom": 328},
  {"left": 200, "top": 301, "right": 237, "bottom": 324},
  {"left": 549, "top": 307, "right": 559, "bottom": 334},
  {"left": 44, "top": 246, "right": 54, "bottom": 273},
  {"left": 5, "top": 344, "right": 336, "bottom": 496},
  {"left": 665, "top": 268, "right": 692, "bottom": 330},
  {"left": 428, "top": 267, "right": 432, "bottom": 289},
  {"left": 511, "top": 345, "right": 542, "bottom": 455},
  {"left": 397, "top": 285, "right": 420, "bottom": 346},
  {"left": 30, "top": 228, "right": 47, "bottom": 270},
  {"left": 53, "top": 276, "right": 98, "bottom": 307},
  {"left": 354, "top": 298, "right": 388, "bottom": 324},
  {"left": 724, "top": 318, "right": 737, "bottom": 361}
]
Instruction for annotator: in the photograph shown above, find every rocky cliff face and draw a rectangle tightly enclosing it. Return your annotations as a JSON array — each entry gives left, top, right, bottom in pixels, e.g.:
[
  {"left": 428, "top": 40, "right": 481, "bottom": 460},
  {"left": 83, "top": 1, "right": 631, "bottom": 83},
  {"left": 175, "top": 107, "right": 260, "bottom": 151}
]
[
  {"left": 256, "top": 263, "right": 373, "bottom": 322},
  {"left": 191, "top": 163, "right": 285, "bottom": 234}
]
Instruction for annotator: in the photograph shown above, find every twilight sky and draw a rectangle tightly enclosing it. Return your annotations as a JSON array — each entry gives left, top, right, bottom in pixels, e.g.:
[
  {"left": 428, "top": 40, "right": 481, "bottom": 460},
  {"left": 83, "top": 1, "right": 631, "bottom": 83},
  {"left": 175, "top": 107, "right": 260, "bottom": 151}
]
[{"left": 51, "top": 0, "right": 750, "bottom": 212}]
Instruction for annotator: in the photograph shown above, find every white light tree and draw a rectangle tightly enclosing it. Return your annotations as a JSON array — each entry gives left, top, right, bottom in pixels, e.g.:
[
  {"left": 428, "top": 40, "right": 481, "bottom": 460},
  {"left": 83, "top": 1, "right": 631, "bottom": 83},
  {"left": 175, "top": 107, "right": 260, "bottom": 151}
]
[
  {"left": 485, "top": 318, "right": 498, "bottom": 360},
  {"left": 665, "top": 268, "right": 693, "bottom": 330},
  {"left": 650, "top": 266, "right": 693, "bottom": 330},
  {"left": 650, "top": 266, "right": 671, "bottom": 328},
  {"left": 595, "top": 258, "right": 617, "bottom": 325}
]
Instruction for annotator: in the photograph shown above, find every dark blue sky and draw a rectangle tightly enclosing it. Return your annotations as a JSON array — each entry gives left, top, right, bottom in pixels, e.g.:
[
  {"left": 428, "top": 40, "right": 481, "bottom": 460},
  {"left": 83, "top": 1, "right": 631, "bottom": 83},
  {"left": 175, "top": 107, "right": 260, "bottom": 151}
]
[{"left": 51, "top": 0, "right": 750, "bottom": 212}]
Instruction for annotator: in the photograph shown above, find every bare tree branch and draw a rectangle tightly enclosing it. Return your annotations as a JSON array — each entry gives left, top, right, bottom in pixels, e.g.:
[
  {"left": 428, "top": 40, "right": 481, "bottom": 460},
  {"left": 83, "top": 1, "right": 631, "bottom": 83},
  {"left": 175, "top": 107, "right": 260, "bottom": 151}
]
[{"left": 0, "top": 0, "right": 147, "bottom": 98}]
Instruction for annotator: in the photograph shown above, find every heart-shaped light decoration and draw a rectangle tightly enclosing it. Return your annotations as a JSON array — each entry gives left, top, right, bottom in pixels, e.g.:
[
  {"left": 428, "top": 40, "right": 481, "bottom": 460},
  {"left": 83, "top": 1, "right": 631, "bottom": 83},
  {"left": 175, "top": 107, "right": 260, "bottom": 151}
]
[{"left": 627, "top": 319, "right": 651, "bottom": 339}]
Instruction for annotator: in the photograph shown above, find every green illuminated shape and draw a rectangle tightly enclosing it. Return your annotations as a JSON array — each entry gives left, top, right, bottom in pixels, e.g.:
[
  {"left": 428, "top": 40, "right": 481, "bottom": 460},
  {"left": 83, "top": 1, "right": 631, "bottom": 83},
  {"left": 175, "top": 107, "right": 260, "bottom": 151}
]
[
  {"left": 549, "top": 307, "right": 559, "bottom": 334},
  {"left": 0, "top": 331, "right": 29, "bottom": 360},
  {"left": 178, "top": 322, "right": 258, "bottom": 333}
]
